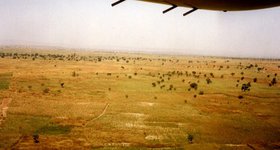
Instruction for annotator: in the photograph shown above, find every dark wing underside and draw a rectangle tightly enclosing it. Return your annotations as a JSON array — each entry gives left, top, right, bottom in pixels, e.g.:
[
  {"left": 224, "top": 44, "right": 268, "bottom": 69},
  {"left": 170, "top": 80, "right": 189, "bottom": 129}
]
[{"left": 139, "top": 0, "right": 280, "bottom": 11}]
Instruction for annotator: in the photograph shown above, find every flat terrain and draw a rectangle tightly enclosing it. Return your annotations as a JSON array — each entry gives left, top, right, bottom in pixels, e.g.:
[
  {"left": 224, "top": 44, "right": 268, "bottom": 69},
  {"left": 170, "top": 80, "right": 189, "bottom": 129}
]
[{"left": 0, "top": 48, "right": 279, "bottom": 149}]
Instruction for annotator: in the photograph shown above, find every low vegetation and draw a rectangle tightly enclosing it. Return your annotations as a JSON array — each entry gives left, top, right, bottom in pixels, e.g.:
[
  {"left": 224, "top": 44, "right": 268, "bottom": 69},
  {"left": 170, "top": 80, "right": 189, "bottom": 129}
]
[{"left": 0, "top": 48, "right": 279, "bottom": 149}]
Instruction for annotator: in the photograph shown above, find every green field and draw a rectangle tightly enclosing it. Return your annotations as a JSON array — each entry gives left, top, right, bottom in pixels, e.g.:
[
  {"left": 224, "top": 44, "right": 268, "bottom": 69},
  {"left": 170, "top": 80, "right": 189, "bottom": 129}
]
[
  {"left": 0, "top": 73, "right": 12, "bottom": 90},
  {"left": 0, "top": 48, "right": 279, "bottom": 149}
]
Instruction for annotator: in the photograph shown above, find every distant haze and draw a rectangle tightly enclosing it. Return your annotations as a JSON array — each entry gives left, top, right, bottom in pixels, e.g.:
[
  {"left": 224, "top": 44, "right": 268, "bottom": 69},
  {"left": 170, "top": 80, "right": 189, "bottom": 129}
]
[{"left": 0, "top": 0, "right": 280, "bottom": 58}]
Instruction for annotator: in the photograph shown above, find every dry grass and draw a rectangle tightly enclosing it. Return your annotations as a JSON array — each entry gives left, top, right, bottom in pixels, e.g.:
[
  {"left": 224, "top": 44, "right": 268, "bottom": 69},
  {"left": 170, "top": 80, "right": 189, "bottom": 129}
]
[{"left": 0, "top": 48, "right": 279, "bottom": 149}]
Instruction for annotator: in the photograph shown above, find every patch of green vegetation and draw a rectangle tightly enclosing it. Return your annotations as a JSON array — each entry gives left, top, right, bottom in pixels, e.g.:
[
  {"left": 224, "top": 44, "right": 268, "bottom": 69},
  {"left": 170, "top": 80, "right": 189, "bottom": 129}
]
[
  {"left": 36, "top": 124, "right": 72, "bottom": 135},
  {"left": 0, "top": 114, "right": 50, "bottom": 135},
  {"left": 0, "top": 114, "right": 50, "bottom": 148},
  {"left": 0, "top": 72, "right": 12, "bottom": 90},
  {"left": 145, "top": 122, "right": 179, "bottom": 128}
]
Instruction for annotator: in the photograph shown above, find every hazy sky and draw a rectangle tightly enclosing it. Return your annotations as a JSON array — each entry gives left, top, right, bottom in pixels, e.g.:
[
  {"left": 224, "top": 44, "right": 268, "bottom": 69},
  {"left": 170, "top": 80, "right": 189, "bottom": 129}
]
[{"left": 0, "top": 0, "right": 280, "bottom": 58}]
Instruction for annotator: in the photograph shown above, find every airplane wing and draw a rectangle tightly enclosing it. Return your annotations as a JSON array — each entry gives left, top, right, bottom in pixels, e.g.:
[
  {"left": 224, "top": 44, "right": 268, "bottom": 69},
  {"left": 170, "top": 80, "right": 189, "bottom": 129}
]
[{"left": 112, "top": 0, "right": 280, "bottom": 16}]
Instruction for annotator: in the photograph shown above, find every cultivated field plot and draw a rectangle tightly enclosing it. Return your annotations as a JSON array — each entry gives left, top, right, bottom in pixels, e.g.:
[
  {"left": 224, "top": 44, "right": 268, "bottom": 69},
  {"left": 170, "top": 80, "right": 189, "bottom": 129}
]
[{"left": 0, "top": 48, "right": 280, "bottom": 149}]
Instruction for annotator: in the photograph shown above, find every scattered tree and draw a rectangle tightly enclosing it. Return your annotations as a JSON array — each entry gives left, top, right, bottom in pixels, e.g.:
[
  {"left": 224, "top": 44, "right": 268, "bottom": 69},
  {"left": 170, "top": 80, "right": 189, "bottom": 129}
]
[
  {"left": 60, "top": 83, "right": 64, "bottom": 88},
  {"left": 206, "top": 78, "right": 212, "bottom": 84},
  {"left": 190, "top": 83, "right": 198, "bottom": 90},
  {"left": 241, "top": 83, "right": 251, "bottom": 92},
  {"left": 199, "top": 91, "right": 204, "bottom": 95},
  {"left": 238, "top": 95, "right": 244, "bottom": 99},
  {"left": 253, "top": 78, "right": 257, "bottom": 83},
  {"left": 271, "top": 78, "right": 277, "bottom": 85}
]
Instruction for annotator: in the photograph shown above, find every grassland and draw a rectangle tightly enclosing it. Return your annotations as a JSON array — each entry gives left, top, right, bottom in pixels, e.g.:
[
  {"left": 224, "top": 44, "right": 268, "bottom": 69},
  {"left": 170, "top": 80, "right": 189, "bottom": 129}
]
[{"left": 0, "top": 47, "right": 279, "bottom": 149}]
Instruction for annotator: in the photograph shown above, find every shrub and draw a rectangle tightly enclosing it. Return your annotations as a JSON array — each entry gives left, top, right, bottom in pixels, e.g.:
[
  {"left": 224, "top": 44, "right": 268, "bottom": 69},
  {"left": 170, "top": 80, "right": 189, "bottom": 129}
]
[
  {"left": 253, "top": 78, "right": 257, "bottom": 83},
  {"left": 33, "top": 134, "right": 39, "bottom": 143},
  {"left": 241, "top": 83, "right": 251, "bottom": 92},
  {"left": 169, "top": 84, "right": 174, "bottom": 90},
  {"left": 60, "top": 83, "right": 64, "bottom": 88},
  {"left": 238, "top": 95, "right": 244, "bottom": 99},
  {"left": 72, "top": 71, "right": 77, "bottom": 77},
  {"left": 43, "top": 88, "right": 50, "bottom": 93},
  {"left": 206, "top": 78, "right": 212, "bottom": 84},
  {"left": 199, "top": 91, "right": 204, "bottom": 95},
  {"left": 187, "top": 134, "right": 194, "bottom": 143},
  {"left": 190, "top": 83, "right": 198, "bottom": 90},
  {"left": 271, "top": 78, "right": 277, "bottom": 85}
]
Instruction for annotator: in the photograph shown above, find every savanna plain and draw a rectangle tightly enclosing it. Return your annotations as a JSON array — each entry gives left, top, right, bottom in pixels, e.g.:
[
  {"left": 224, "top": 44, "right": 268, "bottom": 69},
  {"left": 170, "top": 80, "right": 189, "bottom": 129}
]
[{"left": 0, "top": 47, "right": 279, "bottom": 150}]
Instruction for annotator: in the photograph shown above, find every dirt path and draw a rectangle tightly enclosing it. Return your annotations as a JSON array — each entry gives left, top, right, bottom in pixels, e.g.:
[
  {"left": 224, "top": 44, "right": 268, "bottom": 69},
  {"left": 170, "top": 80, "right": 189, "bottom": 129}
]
[
  {"left": 84, "top": 103, "right": 110, "bottom": 127},
  {"left": 0, "top": 98, "right": 12, "bottom": 125},
  {"left": 82, "top": 103, "right": 110, "bottom": 145}
]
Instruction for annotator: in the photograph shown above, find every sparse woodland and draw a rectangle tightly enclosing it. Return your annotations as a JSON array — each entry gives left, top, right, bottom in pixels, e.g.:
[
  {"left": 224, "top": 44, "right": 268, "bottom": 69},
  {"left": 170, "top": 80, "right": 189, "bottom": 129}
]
[{"left": 0, "top": 47, "right": 279, "bottom": 149}]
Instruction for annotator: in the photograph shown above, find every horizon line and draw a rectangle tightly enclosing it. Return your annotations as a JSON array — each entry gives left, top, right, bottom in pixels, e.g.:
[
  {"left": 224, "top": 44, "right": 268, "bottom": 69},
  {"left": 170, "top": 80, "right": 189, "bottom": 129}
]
[{"left": 1, "top": 44, "right": 280, "bottom": 60}]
